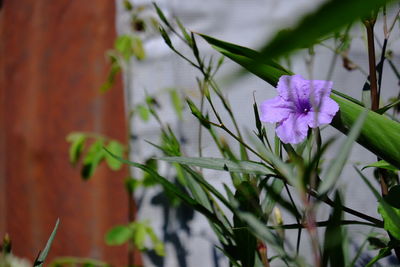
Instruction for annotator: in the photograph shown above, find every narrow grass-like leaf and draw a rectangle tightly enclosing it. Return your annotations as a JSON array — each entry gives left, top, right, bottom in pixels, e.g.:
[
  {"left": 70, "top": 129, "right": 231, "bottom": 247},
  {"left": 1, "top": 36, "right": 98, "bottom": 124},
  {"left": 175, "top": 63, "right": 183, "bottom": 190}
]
[
  {"left": 105, "top": 150, "right": 233, "bottom": 236},
  {"left": 235, "top": 212, "right": 288, "bottom": 261},
  {"left": 365, "top": 247, "right": 391, "bottom": 267},
  {"left": 158, "top": 157, "right": 273, "bottom": 175},
  {"left": 376, "top": 98, "right": 400, "bottom": 114},
  {"left": 362, "top": 160, "right": 399, "bottom": 172},
  {"left": 322, "top": 193, "right": 345, "bottom": 267},
  {"left": 318, "top": 110, "right": 367, "bottom": 194},
  {"left": 35, "top": 218, "right": 60, "bottom": 267},
  {"left": 261, "top": 178, "right": 285, "bottom": 221}
]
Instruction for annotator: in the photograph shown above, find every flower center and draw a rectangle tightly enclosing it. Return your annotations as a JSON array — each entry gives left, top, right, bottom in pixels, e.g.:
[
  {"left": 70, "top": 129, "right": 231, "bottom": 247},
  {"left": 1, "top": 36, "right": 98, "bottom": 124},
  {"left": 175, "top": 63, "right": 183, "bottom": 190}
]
[{"left": 297, "top": 99, "right": 311, "bottom": 114}]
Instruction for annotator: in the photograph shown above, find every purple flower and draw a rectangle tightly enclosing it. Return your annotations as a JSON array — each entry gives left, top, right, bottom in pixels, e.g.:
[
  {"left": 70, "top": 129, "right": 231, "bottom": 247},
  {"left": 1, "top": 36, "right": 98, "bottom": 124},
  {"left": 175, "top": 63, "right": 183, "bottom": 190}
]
[{"left": 260, "top": 74, "right": 339, "bottom": 144}]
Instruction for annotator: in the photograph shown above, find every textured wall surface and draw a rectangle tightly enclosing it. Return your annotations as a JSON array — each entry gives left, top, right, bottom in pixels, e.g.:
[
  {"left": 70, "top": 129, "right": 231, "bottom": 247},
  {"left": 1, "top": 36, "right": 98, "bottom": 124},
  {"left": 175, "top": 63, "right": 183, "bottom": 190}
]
[{"left": 0, "top": 1, "right": 141, "bottom": 265}]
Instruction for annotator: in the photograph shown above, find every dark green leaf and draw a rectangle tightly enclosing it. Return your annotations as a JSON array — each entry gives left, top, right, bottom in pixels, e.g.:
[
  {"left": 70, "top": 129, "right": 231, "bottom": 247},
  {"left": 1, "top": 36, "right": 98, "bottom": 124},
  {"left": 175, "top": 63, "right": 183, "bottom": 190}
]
[
  {"left": 81, "top": 140, "right": 105, "bottom": 179},
  {"left": 258, "top": 0, "right": 393, "bottom": 60},
  {"left": 322, "top": 193, "right": 345, "bottom": 267},
  {"left": 233, "top": 182, "right": 260, "bottom": 267},
  {"left": 355, "top": 168, "right": 400, "bottom": 240}
]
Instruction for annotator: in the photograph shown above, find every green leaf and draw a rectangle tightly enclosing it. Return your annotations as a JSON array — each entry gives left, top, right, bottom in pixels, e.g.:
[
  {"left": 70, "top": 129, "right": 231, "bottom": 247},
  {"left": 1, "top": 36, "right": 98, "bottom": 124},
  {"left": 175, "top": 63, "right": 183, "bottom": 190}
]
[
  {"left": 365, "top": 247, "right": 391, "bottom": 267},
  {"left": 157, "top": 156, "right": 273, "bottom": 175},
  {"left": 169, "top": 89, "right": 183, "bottom": 120},
  {"left": 200, "top": 35, "right": 400, "bottom": 169},
  {"left": 355, "top": 168, "right": 400, "bottom": 239},
  {"left": 104, "top": 149, "right": 233, "bottom": 236},
  {"left": 66, "top": 133, "right": 86, "bottom": 165},
  {"left": 142, "top": 158, "right": 158, "bottom": 187},
  {"left": 105, "top": 225, "right": 132, "bottom": 246},
  {"left": 260, "top": 178, "right": 285, "bottom": 220},
  {"left": 132, "top": 223, "right": 147, "bottom": 250},
  {"left": 322, "top": 193, "right": 345, "bottom": 267},
  {"left": 258, "top": 0, "right": 393, "bottom": 60},
  {"left": 362, "top": 160, "right": 399, "bottom": 172},
  {"left": 233, "top": 182, "right": 260, "bottom": 267},
  {"left": 35, "top": 219, "right": 60, "bottom": 267},
  {"left": 132, "top": 36, "right": 146, "bottom": 60},
  {"left": 100, "top": 62, "right": 121, "bottom": 93},
  {"left": 81, "top": 140, "right": 105, "bottom": 180},
  {"left": 318, "top": 110, "right": 367, "bottom": 194},
  {"left": 378, "top": 186, "right": 400, "bottom": 239},
  {"left": 145, "top": 225, "right": 165, "bottom": 256},
  {"left": 234, "top": 212, "right": 287, "bottom": 261},
  {"left": 115, "top": 35, "right": 134, "bottom": 60},
  {"left": 104, "top": 140, "right": 125, "bottom": 171},
  {"left": 376, "top": 98, "right": 400, "bottom": 114},
  {"left": 125, "top": 177, "right": 141, "bottom": 194},
  {"left": 136, "top": 104, "right": 150, "bottom": 121}
]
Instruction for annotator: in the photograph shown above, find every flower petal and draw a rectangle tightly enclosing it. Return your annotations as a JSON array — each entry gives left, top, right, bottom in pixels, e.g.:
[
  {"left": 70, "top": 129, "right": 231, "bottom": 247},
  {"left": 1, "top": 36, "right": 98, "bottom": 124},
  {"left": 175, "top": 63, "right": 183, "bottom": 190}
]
[
  {"left": 277, "top": 74, "right": 309, "bottom": 103},
  {"left": 276, "top": 113, "right": 309, "bottom": 144},
  {"left": 260, "top": 96, "right": 293, "bottom": 123},
  {"left": 307, "top": 97, "right": 339, "bottom": 128},
  {"left": 306, "top": 79, "right": 334, "bottom": 107}
]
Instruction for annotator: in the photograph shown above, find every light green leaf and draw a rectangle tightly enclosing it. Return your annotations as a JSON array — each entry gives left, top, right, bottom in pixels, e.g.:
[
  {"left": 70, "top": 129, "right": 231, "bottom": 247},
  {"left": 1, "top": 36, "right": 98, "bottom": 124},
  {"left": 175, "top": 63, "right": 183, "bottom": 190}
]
[
  {"left": 104, "top": 140, "right": 125, "bottom": 171},
  {"left": 318, "top": 111, "right": 367, "bottom": 194},
  {"left": 157, "top": 156, "right": 273, "bottom": 175},
  {"left": 66, "top": 133, "right": 86, "bottom": 165},
  {"left": 35, "top": 219, "right": 60, "bottom": 267},
  {"left": 136, "top": 104, "right": 150, "bottom": 121},
  {"left": 132, "top": 36, "right": 146, "bottom": 60},
  {"left": 132, "top": 223, "right": 147, "bottom": 250},
  {"left": 169, "top": 89, "right": 183, "bottom": 120},
  {"left": 115, "top": 35, "right": 134, "bottom": 60},
  {"left": 362, "top": 160, "right": 399, "bottom": 172},
  {"left": 105, "top": 225, "right": 132, "bottom": 246}
]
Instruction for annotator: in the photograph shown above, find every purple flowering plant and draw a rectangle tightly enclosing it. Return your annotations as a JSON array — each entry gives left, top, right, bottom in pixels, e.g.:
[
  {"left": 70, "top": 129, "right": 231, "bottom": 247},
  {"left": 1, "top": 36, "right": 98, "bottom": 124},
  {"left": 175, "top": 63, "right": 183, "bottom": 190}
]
[
  {"left": 99, "top": 2, "right": 400, "bottom": 267},
  {"left": 260, "top": 75, "right": 339, "bottom": 144}
]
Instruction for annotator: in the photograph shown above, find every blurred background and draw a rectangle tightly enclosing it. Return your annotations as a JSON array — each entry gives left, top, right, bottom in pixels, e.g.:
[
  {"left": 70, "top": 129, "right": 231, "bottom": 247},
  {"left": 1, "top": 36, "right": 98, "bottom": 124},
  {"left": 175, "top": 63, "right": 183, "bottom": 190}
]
[{"left": 1, "top": 0, "right": 400, "bottom": 266}]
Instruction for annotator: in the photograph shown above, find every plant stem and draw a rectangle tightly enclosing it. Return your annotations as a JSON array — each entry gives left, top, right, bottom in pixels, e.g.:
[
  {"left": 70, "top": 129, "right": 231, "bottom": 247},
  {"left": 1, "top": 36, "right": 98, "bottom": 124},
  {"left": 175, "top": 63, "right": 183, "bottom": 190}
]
[
  {"left": 309, "top": 190, "right": 383, "bottom": 227},
  {"left": 365, "top": 18, "right": 379, "bottom": 111}
]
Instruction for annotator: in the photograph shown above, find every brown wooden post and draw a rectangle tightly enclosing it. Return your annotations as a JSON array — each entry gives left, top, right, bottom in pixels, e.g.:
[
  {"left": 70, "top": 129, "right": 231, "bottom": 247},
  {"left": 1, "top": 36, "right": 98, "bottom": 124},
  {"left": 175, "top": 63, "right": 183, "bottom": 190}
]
[{"left": 0, "top": 1, "right": 141, "bottom": 265}]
